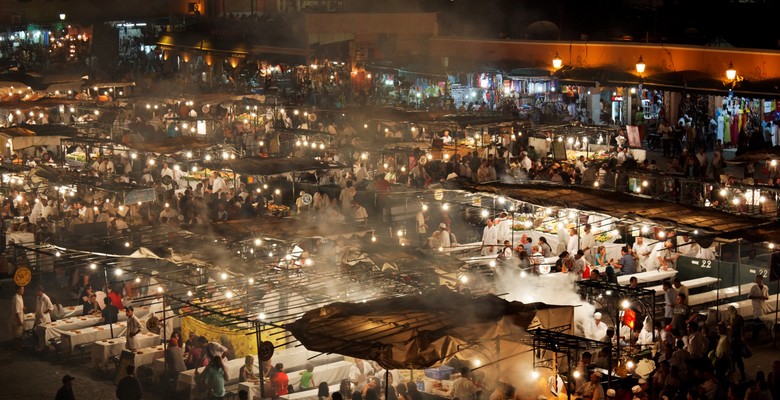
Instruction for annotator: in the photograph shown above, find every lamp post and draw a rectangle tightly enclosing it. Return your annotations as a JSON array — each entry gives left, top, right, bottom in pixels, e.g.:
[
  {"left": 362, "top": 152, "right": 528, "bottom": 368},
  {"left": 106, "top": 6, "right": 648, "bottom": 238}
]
[
  {"left": 726, "top": 62, "right": 738, "bottom": 94},
  {"left": 635, "top": 56, "right": 645, "bottom": 127},
  {"left": 552, "top": 52, "right": 562, "bottom": 70}
]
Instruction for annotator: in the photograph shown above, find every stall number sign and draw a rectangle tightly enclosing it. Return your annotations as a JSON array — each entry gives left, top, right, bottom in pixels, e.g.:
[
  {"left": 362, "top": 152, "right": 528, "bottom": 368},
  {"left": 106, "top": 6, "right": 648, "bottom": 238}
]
[{"left": 691, "top": 259, "right": 713, "bottom": 269}]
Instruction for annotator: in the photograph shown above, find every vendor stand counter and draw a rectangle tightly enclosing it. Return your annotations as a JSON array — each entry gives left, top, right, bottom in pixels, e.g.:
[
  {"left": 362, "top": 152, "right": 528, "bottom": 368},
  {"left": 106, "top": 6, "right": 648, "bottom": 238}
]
[
  {"left": 239, "top": 361, "right": 353, "bottom": 400},
  {"left": 279, "top": 383, "right": 340, "bottom": 400},
  {"left": 61, "top": 316, "right": 151, "bottom": 355},
  {"left": 91, "top": 333, "right": 160, "bottom": 369},
  {"left": 508, "top": 230, "right": 625, "bottom": 261}
]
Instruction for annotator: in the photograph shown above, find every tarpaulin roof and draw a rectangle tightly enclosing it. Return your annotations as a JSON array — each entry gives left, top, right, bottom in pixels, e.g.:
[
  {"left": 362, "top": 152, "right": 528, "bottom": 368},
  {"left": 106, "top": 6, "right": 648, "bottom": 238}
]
[
  {"left": 466, "top": 181, "right": 772, "bottom": 236},
  {"left": 726, "top": 147, "right": 780, "bottom": 164},
  {"left": 196, "top": 217, "right": 373, "bottom": 241},
  {"left": 124, "top": 136, "right": 216, "bottom": 154},
  {"left": 286, "top": 286, "right": 573, "bottom": 369},
  {"left": 0, "top": 124, "right": 79, "bottom": 149},
  {"left": 207, "top": 157, "right": 348, "bottom": 176}
]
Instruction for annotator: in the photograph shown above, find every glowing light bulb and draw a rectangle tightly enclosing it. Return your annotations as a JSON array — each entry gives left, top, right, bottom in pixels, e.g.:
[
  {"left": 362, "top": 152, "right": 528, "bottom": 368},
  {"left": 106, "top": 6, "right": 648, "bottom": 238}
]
[
  {"left": 187, "top": 291, "right": 193, "bottom": 297},
  {"left": 225, "top": 291, "right": 233, "bottom": 299},
  {"left": 421, "top": 204, "right": 428, "bottom": 211},
  {"left": 124, "top": 242, "right": 130, "bottom": 247},
  {"left": 135, "top": 277, "right": 141, "bottom": 283},
  {"left": 460, "top": 276, "right": 468, "bottom": 283},
  {"left": 481, "top": 209, "right": 489, "bottom": 218},
  {"left": 720, "top": 189, "right": 727, "bottom": 197},
  {"left": 531, "top": 370, "right": 539, "bottom": 379},
  {"left": 114, "top": 269, "right": 122, "bottom": 276},
  {"left": 573, "top": 371, "right": 581, "bottom": 379},
  {"left": 89, "top": 263, "right": 97, "bottom": 270},
  {"left": 258, "top": 312, "right": 266, "bottom": 321},
  {"left": 371, "top": 236, "right": 377, "bottom": 243},
  {"left": 220, "top": 272, "right": 228, "bottom": 280},
  {"left": 442, "top": 203, "right": 449, "bottom": 210},
  {"left": 254, "top": 238, "right": 262, "bottom": 246},
  {"left": 621, "top": 299, "right": 630, "bottom": 309},
  {"left": 626, "top": 360, "right": 635, "bottom": 369},
  {"left": 474, "top": 359, "right": 481, "bottom": 367}
]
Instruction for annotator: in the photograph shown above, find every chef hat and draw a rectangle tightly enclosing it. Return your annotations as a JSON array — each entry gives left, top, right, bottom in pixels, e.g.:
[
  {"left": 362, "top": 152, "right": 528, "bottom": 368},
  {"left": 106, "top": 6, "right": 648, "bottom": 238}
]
[
  {"left": 606, "top": 389, "right": 616, "bottom": 397},
  {"left": 439, "top": 223, "right": 447, "bottom": 229},
  {"left": 638, "top": 378, "right": 647, "bottom": 385},
  {"left": 632, "top": 385, "right": 642, "bottom": 394},
  {"left": 594, "top": 312, "right": 602, "bottom": 319}
]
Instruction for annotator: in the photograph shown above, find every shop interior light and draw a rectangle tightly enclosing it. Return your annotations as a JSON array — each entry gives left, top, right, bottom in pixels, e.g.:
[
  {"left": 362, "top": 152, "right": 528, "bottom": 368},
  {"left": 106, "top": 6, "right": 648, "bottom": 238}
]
[
  {"left": 635, "top": 56, "right": 646, "bottom": 75},
  {"left": 726, "top": 62, "right": 737, "bottom": 81}
]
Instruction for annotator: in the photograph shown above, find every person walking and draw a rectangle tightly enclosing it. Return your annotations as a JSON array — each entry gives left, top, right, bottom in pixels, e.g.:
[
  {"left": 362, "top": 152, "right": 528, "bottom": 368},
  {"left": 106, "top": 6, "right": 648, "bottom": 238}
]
[
  {"left": 116, "top": 365, "right": 142, "bottom": 400},
  {"left": 196, "top": 356, "right": 228, "bottom": 399}
]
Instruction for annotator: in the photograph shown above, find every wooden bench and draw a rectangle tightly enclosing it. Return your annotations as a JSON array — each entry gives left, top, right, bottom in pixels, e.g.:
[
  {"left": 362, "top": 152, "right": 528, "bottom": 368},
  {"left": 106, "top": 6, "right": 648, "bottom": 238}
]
[{"left": 646, "top": 277, "right": 720, "bottom": 296}]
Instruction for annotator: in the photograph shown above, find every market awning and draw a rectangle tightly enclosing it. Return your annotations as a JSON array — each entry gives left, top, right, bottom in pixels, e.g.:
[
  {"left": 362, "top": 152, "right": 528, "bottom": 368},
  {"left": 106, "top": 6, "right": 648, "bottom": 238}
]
[
  {"left": 124, "top": 136, "right": 216, "bottom": 154},
  {"left": 465, "top": 181, "right": 772, "bottom": 237},
  {"left": 553, "top": 66, "right": 641, "bottom": 87},
  {"left": 206, "top": 156, "right": 347, "bottom": 176},
  {"left": 286, "top": 286, "right": 573, "bottom": 369},
  {"left": 157, "top": 33, "right": 250, "bottom": 56},
  {"left": 0, "top": 124, "right": 79, "bottom": 149},
  {"left": 726, "top": 147, "right": 780, "bottom": 164},
  {"left": 197, "top": 217, "right": 373, "bottom": 241},
  {"left": 642, "top": 70, "right": 729, "bottom": 94}
]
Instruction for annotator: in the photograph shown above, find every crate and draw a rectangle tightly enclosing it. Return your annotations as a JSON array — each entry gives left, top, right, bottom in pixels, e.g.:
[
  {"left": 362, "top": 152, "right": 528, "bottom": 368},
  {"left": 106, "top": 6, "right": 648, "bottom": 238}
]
[{"left": 424, "top": 365, "right": 454, "bottom": 380}]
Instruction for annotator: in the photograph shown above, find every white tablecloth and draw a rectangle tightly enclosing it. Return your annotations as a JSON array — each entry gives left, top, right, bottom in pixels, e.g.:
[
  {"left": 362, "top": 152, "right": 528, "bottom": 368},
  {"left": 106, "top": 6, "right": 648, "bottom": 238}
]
[
  {"left": 35, "top": 306, "right": 151, "bottom": 347},
  {"left": 280, "top": 384, "right": 340, "bottom": 400},
  {"left": 645, "top": 277, "right": 720, "bottom": 296},
  {"left": 288, "top": 360, "right": 352, "bottom": 389},
  {"left": 241, "top": 361, "right": 353, "bottom": 400},
  {"left": 708, "top": 298, "right": 779, "bottom": 324},
  {"left": 129, "top": 345, "right": 166, "bottom": 367},
  {"left": 689, "top": 283, "right": 755, "bottom": 306},
  {"left": 617, "top": 269, "right": 676, "bottom": 285},
  {"left": 177, "top": 357, "right": 245, "bottom": 395},
  {"left": 61, "top": 316, "right": 150, "bottom": 354},
  {"left": 91, "top": 332, "right": 160, "bottom": 368}
]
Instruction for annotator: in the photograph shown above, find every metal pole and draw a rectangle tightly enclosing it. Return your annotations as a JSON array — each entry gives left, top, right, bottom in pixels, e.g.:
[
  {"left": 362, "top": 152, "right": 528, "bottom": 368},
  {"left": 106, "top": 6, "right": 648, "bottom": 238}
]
[
  {"left": 256, "top": 323, "right": 266, "bottom": 399},
  {"left": 103, "top": 265, "right": 114, "bottom": 339}
]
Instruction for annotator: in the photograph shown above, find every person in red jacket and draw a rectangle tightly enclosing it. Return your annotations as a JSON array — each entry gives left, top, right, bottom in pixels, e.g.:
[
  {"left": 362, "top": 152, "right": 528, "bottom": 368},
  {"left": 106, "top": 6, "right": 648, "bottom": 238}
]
[{"left": 271, "top": 363, "right": 289, "bottom": 398}]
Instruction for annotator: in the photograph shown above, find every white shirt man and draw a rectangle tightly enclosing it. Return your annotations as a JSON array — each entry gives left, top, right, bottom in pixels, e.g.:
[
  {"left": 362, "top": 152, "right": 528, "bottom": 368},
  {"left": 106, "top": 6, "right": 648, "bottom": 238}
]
[
  {"left": 580, "top": 225, "right": 596, "bottom": 262},
  {"left": 438, "top": 224, "right": 452, "bottom": 248},
  {"left": 416, "top": 209, "right": 428, "bottom": 235},
  {"left": 495, "top": 214, "right": 512, "bottom": 244},
  {"left": 352, "top": 202, "right": 368, "bottom": 224},
  {"left": 567, "top": 229, "right": 580, "bottom": 257},
  {"left": 519, "top": 153, "right": 532, "bottom": 170},
  {"left": 481, "top": 220, "right": 498, "bottom": 256},
  {"left": 632, "top": 237, "right": 651, "bottom": 271},
  {"left": 650, "top": 240, "right": 673, "bottom": 270},
  {"left": 35, "top": 286, "right": 53, "bottom": 326},
  {"left": 349, "top": 359, "right": 373, "bottom": 391},
  {"left": 211, "top": 173, "right": 226, "bottom": 194},
  {"left": 10, "top": 286, "right": 24, "bottom": 339},
  {"left": 676, "top": 235, "right": 699, "bottom": 258},
  {"left": 125, "top": 306, "right": 142, "bottom": 350},
  {"left": 749, "top": 275, "right": 770, "bottom": 319},
  {"left": 586, "top": 313, "right": 608, "bottom": 341},
  {"left": 450, "top": 368, "right": 477, "bottom": 400},
  {"left": 160, "top": 163, "right": 174, "bottom": 180}
]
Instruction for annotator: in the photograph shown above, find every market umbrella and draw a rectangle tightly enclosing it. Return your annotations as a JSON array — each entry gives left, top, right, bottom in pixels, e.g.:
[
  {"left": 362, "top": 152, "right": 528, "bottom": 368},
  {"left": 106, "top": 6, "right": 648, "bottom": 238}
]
[{"left": 286, "top": 286, "right": 573, "bottom": 369}]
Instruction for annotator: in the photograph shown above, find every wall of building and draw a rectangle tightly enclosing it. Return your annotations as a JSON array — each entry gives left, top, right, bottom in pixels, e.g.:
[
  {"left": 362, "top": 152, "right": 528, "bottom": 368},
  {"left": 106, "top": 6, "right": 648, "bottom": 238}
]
[{"left": 430, "top": 37, "right": 780, "bottom": 81}]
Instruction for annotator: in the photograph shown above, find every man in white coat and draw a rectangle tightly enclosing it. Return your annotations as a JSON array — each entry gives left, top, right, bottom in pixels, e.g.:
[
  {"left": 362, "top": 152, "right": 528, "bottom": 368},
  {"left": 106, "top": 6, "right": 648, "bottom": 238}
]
[
  {"left": 34, "top": 285, "right": 53, "bottom": 327},
  {"left": 481, "top": 219, "right": 498, "bottom": 256}
]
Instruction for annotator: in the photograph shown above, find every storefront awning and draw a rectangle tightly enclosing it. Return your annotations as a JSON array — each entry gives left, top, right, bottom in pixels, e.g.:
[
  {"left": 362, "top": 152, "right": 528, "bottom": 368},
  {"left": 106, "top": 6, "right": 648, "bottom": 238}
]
[{"left": 157, "top": 33, "right": 250, "bottom": 56}]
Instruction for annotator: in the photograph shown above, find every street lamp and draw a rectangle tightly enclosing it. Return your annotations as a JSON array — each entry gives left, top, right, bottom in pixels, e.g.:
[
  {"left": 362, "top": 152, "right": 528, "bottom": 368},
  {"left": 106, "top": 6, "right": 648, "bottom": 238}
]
[
  {"left": 552, "top": 52, "right": 562, "bottom": 70},
  {"left": 635, "top": 56, "right": 646, "bottom": 76},
  {"left": 726, "top": 62, "right": 737, "bottom": 82},
  {"left": 59, "top": 14, "right": 66, "bottom": 21}
]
